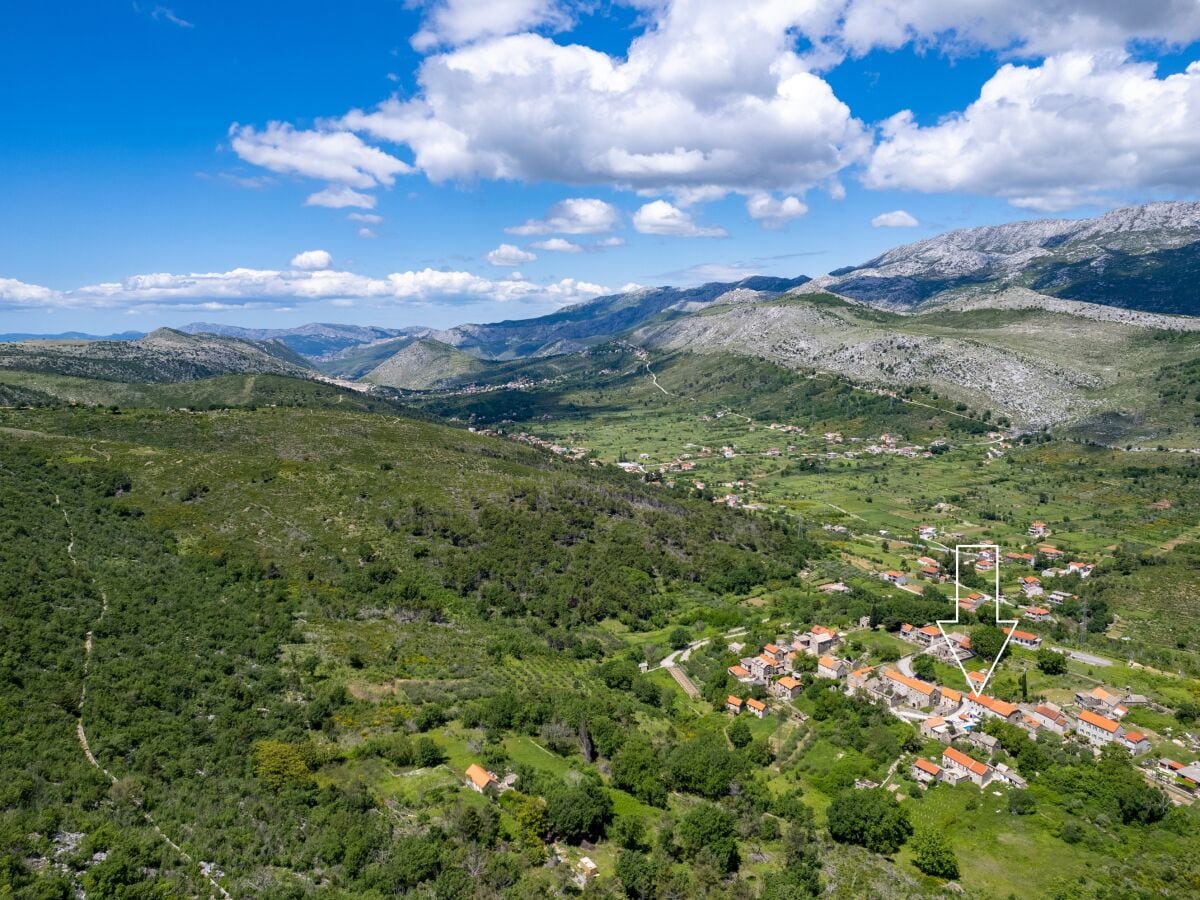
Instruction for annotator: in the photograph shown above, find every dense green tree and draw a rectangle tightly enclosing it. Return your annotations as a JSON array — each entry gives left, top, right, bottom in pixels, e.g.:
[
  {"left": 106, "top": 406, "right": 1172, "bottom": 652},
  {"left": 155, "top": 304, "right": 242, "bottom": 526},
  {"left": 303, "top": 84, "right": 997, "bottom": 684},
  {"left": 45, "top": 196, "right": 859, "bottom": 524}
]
[
  {"left": 910, "top": 827, "right": 959, "bottom": 879},
  {"left": 544, "top": 780, "right": 612, "bottom": 843},
  {"left": 612, "top": 737, "right": 668, "bottom": 807},
  {"left": 911, "top": 654, "right": 936, "bottom": 681},
  {"left": 970, "top": 624, "right": 1007, "bottom": 661},
  {"left": 727, "top": 717, "right": 752, "bottom": 749},
  {"left": 1036, "top": 648, "right": 1067, "bottom": 675},
  {"left": 826, "top": 789, "right": 912, "bottom": 855},
  {"left": 677, "top": 803, "right": 740, "bottom": 873}
]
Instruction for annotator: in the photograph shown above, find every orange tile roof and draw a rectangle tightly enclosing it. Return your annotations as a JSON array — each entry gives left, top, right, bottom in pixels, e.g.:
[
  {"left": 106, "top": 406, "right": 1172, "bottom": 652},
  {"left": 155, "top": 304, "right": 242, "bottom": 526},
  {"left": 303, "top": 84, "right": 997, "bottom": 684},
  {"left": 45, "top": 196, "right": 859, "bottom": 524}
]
[
  {"left": 1026, "top": 607, "right": 1049, "bottom": 615},
  {"left": 746, "top": 698, "right": 766, "bottom": 711},
  {"left": 940, "top": 687, "right": 962, "bottom": 703},
  {"left": 901, "top": 623, "right": 914, "bottom": 633},
  {"left": 974, "top": 694, "right": 1018, "bottom": 717},
  {"left": 924, "top": 716, "right": 946, "bottom": 727},
  {"left": 919, "top": 624, "right": 940, "bottom": 636},
  {"left": 967, "top": 671, "right": 987, "bottom": 685},
  {"left": 1124, "top": 731, "right": 1146, "bottom": 742},
  {"left": 914, "top": 757, "right": 942, "bottom": 775},
  {"left": 465, "top": 763, "right": 497, "bottom": 790},
  {"left": 756, "top": 653, "right": 777, "bottom": 666},
  {"left": 851, "top": 665, "right": 875, "bottom": 677},
  {"left": 764, "top": 643, "right": 780, "bottom": 653},
  {"left": 777, "top": 676, "right": 802, "bottom": 690},
  {"left": 818, "top": 655, "right": 839, "bottom": 669},
  {"left": 728, "top": 665, "right": 750, "bottom": 678},
  {"left": 1078, "top": 709, "right": 1121, "bottom": 733},
  {"left": 883, "top": 668, "right": 936, "bottom": 696},
  {"left": 1003, "top": 626, "right": 1039, "bottom": 642},
  {"left": 727, "top": 695, "right": 743, "bottom": 707},
  {"left": 944, "top": 747, "right": 989, "bottom": 777},
  {"left": 810, "top": 624, "right": 836, "bottom": 636},
  {"left": 1021, "top": 576, "right": 1040, "bottom": 584}
]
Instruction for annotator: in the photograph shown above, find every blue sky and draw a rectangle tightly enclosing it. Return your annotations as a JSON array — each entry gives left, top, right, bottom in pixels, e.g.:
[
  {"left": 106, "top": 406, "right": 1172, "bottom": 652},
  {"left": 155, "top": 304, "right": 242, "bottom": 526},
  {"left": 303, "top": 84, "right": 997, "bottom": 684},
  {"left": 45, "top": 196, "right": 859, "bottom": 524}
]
[{"left": 3, "top": 1, "right": 1199, "bottom": 332}]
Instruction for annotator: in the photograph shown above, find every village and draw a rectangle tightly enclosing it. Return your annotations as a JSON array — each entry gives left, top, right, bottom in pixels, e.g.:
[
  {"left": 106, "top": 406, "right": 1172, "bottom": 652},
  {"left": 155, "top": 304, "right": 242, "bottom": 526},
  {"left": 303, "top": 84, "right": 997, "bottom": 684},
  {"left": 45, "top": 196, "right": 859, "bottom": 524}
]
[{"left": 718, "top": 613, "right": 1198, "bottom": 800}]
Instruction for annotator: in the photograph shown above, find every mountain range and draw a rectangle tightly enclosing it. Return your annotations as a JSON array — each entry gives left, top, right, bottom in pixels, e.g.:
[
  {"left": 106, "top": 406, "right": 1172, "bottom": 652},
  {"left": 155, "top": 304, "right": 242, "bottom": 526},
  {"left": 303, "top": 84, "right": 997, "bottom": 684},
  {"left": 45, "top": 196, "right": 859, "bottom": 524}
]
[{"left": 3, "top": 202, "right": 1199, "bottom": 438}]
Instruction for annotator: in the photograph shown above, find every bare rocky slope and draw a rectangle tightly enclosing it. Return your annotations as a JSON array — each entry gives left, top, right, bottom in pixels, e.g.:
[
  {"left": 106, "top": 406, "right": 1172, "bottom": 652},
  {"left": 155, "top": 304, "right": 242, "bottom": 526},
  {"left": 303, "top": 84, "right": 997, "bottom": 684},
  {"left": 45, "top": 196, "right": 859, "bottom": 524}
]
[{"left": 815, "top": 201, "right": 1200, "bottom": 314}]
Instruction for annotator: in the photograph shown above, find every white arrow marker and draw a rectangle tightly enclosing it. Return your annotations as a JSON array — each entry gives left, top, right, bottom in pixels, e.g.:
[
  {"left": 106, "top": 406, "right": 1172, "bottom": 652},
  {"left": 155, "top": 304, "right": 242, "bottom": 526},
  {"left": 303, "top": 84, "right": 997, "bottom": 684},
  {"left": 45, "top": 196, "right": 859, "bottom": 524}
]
[{"left": 936, "top": 543, "right": 1018, "bottom": 696}]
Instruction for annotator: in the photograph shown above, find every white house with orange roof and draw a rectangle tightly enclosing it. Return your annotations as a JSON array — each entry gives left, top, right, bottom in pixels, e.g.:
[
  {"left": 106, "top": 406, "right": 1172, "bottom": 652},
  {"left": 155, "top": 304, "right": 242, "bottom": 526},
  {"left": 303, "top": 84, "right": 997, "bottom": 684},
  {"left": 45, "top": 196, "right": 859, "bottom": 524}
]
[
  {"left": 726, "top": 695, "right": 745, "bottom": 715},
  {"left": 1067, "top": 560, "right": 1095, "bottom": 577},
  {"left": 1019, "top": 576, "right": 1044, "bottom": 597},
  {"left": 880, "top": 570, "right": 908, "bottom": 586},
  {"left": 1119, "top": 731, "right": 1151, "bottom": 755},
  {"left": 746, "top": 697, "right": 768, "bottom": 719},
  {"left": 1024, "top": 606, "right": 1051, "bottom": 622},
  {"left": 965, "top": 693, "right": 1022, "bottom": 724},
  {"left": 1076, "top": 709, "right": 1124, "bottom": 747},
  {"left": 1028, "top": 521, "right": 1050, "bottom": 538},
  {"left": 1002, "top": 626, "right": 1042, "bottom": 650},
  {"left": 1039, "top": 546, "right": 1064, "bottom": 559},
  {"left": 793, "top": 625, "right": 840, "bottom": 657},
  {"left": 911, "top": 757, "right": 942, "bottom": 785},
  {"left": 942, "top": 747, "right": 993, "bottom": 788}
]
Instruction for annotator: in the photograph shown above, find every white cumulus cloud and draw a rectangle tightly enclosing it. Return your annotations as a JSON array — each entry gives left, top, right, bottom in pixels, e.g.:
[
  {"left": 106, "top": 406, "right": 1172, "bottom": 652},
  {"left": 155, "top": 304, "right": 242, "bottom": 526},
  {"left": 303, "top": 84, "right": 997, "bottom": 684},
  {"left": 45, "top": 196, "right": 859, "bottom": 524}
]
[
  {"left": 871, "top": 209, "right": 919, "bottom": 227},
  {"left": 338, "top": 14, "right": 869, "bottom": 199},
  {"left": 866, "top": 52, "right": 1200, "bottom": 211},
  {"left": 530, "top": 238, "right": 582, "bottom": 252},
  {"left": 746, "top": 193, "right": 808, "bottom": 228},
  {"left": 305, "top": 186, "right": 378, "bottom": 209},
  {"left": 506, "top": 198, "right": 621, "bottom": 235},
  {"left": 291, "top": 250, "right": 333, "bottom": 270},
  {"left": 230, "top": 122, "right": 411, "bottom": 189},
  {"left": 347, "top": 212, "right": 383, "bottom": 223},
  {"left": 486, "top": 243, "right": 538, "bottom": 266},
  {"left": 412, "top": 0, "right": 572, "bottom": 51},
  {"left": 633, "top": 200, "right": 726, "bottom": 237},
  {"left": 0, "top": 266, "right": 606, "bottom": 312}
]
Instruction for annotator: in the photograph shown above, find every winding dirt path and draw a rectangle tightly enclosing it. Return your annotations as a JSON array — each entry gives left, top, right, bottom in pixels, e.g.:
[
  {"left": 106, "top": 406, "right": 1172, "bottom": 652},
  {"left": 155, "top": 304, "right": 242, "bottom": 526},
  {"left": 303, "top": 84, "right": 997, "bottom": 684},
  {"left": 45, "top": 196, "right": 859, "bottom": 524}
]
[{"left": 57, "top": 494, "right": 232, "bottom": 899}]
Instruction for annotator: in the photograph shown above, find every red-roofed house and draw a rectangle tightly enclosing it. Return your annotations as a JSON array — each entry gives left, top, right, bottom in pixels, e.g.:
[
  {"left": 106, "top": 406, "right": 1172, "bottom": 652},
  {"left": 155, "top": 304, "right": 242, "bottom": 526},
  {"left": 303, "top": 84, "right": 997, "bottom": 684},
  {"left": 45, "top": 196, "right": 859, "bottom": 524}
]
[
  {"left": 1024, "top": 606, "right": 1051, "bottom": 622},
  {"left": 1002, "top": 626, "right": 1042, "bottom": 650},
  {"left": 1028, "top": 521, "right": 1050, "bottom": 537},
  {"left": 882, "top": 668, "right": 940, "bottom": 707},
  {"left": 746, "top": 697, "right": 767, "bottom": 719},
  {"left": 726, "top": 695, "right": 744, "bottom": 715},
  {"left": 728, "top": 664, "right": 753, "bottom": 683},
  {"left": 880, "top": 570, "right": 908, "bottom": 585},
  {"left": 1030, "top": 703, "right": 1070, "bottom": 735},
  {"left": 1020, "top": 576, "right": 1044, "bottom": 597},
  {"left": 965, "top": 693, "right": 1022, "bottom": 724},
  {"left": 911, "top": 757, "right": 942, "bottom": 784},
  {"left": 942, "top": 747, "right": 992, "bottom": 787},
  {"left": 1077, "top": 709, "right": 1124, "bottom": 746},
  {"left": 1120, "top": 731, "right": 1151, "bottom": 755}
]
